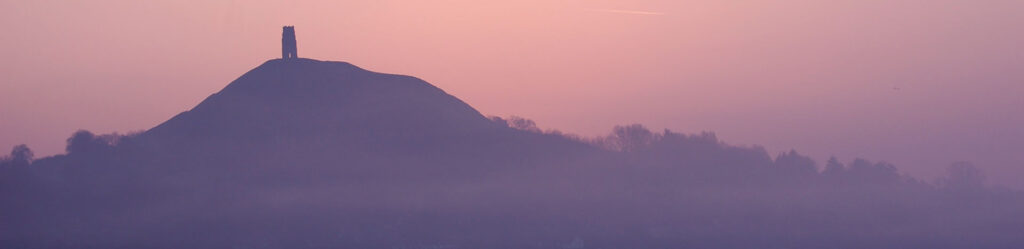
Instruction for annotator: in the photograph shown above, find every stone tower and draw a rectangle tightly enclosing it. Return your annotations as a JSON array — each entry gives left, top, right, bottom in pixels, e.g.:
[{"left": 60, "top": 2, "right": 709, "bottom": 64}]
[{"left": 282, "top": 26, "right": 297, "bottom": 59}]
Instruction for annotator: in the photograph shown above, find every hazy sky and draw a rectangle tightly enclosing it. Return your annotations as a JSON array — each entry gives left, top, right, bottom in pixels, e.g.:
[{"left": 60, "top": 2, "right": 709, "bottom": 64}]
[{"left": 1, "top": 0, "right": 1022, "bottom": 186}]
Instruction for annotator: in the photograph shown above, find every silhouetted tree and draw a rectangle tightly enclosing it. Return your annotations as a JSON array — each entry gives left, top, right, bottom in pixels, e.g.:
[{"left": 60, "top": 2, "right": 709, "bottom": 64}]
[
  {"left": 823, "top": 156, "right": 844, "bottom": 176},
  {"left": 845, "top": 159, "right": 901, "bottom": 185},
  {"left": 772, "top": 150, "right": 818, "bottom": 181},
  {"left": 601, "top": 124, "right": 657, "bottom": 152},
  {"left": 65, "top": 130, "right": 126, "bottom": 156},
  {"left": 488, "top": 116, "right": 543, "bottom": 133},
  {"left": 939, "top": 161, "right": 985, "bottom": 190},
  {"left": 66, "top": 130, "right": 99, "bottom": 154},
  {"left": 7, "top": 144, "right": 33, "bottom": 166},
  {"left": 507, "top": 116, "right": 541, "bottom": 132}
]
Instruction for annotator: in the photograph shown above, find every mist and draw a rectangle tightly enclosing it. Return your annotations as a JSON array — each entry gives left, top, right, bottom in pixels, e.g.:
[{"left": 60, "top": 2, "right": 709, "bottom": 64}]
[
  {"left": 2, "top": 1, "right": 1023, "bottom": 247},
  {"left": 3, "top": 114, "right": 1022, "bottom": 248}
]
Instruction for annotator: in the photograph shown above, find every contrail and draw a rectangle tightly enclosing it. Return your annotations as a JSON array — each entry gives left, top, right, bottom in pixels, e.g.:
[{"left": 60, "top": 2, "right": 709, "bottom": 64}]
[{"left": 585, "top": 8, "right": 665, "bottom": 16}]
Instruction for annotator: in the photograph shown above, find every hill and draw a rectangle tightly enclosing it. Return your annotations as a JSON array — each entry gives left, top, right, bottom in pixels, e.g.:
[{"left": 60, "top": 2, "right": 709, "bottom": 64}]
[
  {"left": 2, "top": 59, "right": 1023, "bottom": 249},
  {"left": 133, "top": 58, "right": 594, "bottom": 183}
]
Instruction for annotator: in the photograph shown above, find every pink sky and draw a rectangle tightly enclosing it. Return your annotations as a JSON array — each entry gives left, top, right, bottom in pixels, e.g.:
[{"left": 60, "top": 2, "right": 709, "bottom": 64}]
[{"left": 1, "top": 0, "right": 1022, "bottom": 186}]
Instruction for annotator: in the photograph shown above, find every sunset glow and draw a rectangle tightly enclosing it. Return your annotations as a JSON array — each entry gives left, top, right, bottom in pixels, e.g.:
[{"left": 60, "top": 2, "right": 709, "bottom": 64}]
[{"left": 2, "top": 0, "right": 1022, "bottom": 186}]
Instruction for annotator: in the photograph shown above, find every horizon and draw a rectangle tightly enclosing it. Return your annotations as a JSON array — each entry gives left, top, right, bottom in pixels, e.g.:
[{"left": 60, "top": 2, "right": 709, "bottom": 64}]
[
  {"left": 3, "top": 2, "right": 1024, "bottom": 247},
  {"left": 2, "top": 1, "right": 1022, "bottom": 186}
]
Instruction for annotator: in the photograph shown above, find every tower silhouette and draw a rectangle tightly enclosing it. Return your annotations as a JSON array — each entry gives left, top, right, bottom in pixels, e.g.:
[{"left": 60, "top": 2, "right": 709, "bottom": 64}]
[{"left": 282, "top": 26, "right": 297, "bottom": 59}]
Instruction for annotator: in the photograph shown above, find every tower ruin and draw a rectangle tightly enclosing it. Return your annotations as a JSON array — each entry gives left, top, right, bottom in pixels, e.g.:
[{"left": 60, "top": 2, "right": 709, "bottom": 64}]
[{"left": 282, "top": 26, "right": 297, "bottom": 59}]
